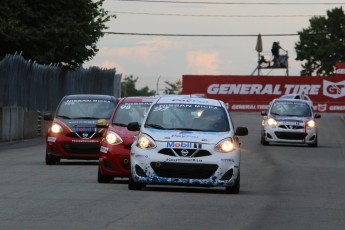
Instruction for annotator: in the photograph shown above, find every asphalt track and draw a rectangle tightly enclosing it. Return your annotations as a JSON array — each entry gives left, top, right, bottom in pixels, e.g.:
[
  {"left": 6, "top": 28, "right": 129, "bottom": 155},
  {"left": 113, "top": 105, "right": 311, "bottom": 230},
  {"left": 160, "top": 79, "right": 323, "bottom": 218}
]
[{"left": 0, "top": 112, "right": 344, "bottom": 230}]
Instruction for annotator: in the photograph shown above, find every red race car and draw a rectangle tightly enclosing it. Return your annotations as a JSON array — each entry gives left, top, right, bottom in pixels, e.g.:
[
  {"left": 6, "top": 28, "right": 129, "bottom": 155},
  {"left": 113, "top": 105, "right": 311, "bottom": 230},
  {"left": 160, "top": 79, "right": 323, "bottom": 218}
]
[
  {"left": 97, "top": 96, "right": 156, "bottom": 183},
  {"left": 44, "top": 94, "right": 118, "bottom": 165}
]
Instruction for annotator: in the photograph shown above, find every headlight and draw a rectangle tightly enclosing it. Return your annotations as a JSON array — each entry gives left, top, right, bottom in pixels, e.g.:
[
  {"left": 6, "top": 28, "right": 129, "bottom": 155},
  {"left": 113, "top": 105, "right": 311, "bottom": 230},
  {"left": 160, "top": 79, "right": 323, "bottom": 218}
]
[
  {"left": 306, "top": 120, "right": 316, "bottom": 128},
  {"left": 51, "top": 124, "right": 63, "bottom": 133},
  {"left": 267, "top": 118, "right": 278, "bottom": 126},
  {"left": 137, "top": 134, "right": 156, "bottom": 149},
  {"left": 215, "top": 138, "right": 236, "bottom": 153},
  {"left": 105, "top": 131, "right": 123, "bottom": 145}
]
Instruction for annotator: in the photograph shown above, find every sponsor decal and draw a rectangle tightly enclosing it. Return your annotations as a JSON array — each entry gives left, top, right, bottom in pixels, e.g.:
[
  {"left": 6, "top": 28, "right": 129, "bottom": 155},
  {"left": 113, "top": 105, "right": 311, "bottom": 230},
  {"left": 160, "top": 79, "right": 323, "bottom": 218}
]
[
  {"left": 280, "top": 121, "right": 301, "bottom": 125},
  {"left": 73, "top": 127, "right": 95, "bottom": 132},
  {"left": 68, "top": 120, "right": 96, "bottom": 124},
  {"left": 65, "top": 99, "right": 112, "bottom": 104},
  {"left": 47, "top": 137, "right": 56, "bottom": 142},
  {"left": 71, "top": 140, "right": 98, "bottom": 143},
  {"left": 221, "top": 159, "right": 235, "bottom": 163},
  {"left": 120, "top": 102, "right": 152, "bottom": 110},
  {"left": 316, "top": 104, "right": 327, "bottom": 112},
  {"left": 230, "top": 104, "right": 269, "bottom": 110},
  {"left": 329, "top": 106, "right": 345, "bottom": 111},
  {"left": 336, "top": 68, "right": 345, "bottom": 74},
  {"left": 100, "top": 146, "right": 108, "bottom": 153},
  {"left": 135, "top": 154, "right": 148, "bottom": 158},
  {"left": 171, "top": 134, "right": 199, "bottom": 139},
  {"left": 207, "top": 84, "right": 321, "bottom": 95},
  {"left": 166, "top": 142, "right": 201, "bottom": 149},
  {"left": 166, "top": 158, "right": 202, "bottom": 163},
  {"left": 323, "top": 80, "right": 345, "bottom": 99},
  {"left": 171, "top": 98, "right": 208, "bottom": 104}
]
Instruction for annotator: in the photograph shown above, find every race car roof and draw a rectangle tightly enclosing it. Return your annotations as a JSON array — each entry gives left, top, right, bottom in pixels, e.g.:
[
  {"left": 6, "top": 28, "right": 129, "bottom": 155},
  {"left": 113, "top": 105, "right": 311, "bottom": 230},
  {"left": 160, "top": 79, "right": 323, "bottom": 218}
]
[
  {"left": 63, "top": 94, "right": 117, "bottom": 101},
  {"left": 121, "top": 96, "right": 158, "bottom": 103},
  {"left": 155, "top": 96, "right": 222, "bottom": 106}
]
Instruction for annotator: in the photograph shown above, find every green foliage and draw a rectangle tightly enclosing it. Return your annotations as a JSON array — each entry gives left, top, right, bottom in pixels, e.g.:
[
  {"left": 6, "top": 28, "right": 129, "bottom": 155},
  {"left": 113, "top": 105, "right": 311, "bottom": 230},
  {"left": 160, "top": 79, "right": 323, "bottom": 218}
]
[
  {"left": 164, "top": 79, "right": 182, "bottom": 95},
  {"left": 0, "top": 0, "right": 114, "bottom": 69},
  {"left": 121, "top": 75, "right": 156, "bottom": 97},
  {"left": 295, "top": 7, "right": 345, "bottom": 76}
]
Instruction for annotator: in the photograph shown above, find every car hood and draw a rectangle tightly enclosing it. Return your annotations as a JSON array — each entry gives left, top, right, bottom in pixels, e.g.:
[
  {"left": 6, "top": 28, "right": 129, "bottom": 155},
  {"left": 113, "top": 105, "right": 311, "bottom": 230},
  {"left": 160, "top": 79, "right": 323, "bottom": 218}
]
[
  {"left": 55, "top": 118, "right": 109, "bottom": 128},
  {"left": 143, "top": 128, "right": 231, "bottom": 144},
  {"left": 271, "top": 115, "right": 311, "bottom": 122}
]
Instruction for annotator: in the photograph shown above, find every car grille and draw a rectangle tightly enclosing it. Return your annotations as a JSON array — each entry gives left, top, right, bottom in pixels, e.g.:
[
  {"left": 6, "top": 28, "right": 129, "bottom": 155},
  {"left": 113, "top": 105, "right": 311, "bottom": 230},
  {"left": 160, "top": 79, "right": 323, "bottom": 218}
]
[
  {"left": 150, "top": 162, "right": 218, "bottom": 179},
  {"left": 274, "top": 132, "right": 307, "bottom": 140},
  {"left": 278, "top": 124, "right": 304, "bottom": 129},
  {"left": 158, "top": 148, "right": 211, "bottom": 157},
  {"left": 61, "top": 142, "right": 100, "bottom": 154}
]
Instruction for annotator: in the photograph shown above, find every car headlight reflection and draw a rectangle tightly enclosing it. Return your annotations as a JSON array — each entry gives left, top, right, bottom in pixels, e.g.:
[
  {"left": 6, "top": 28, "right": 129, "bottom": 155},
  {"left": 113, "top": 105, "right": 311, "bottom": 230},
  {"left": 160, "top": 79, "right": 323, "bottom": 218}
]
[
  {"left": 267, "top": 118, "right": 278, "bottom": 126},
  {"left": 137, "top": 134, "right": 156, "bottom": 149},
  {"left": 51, "top": 123, "right": 63, "bottom": 133},
  {"left": 105, "top": 131, "right": 123, "bottom": 145},
  {"left": 306, "top": 120, "right": 316, "bottom": 128},
  {"left": 215, "top": 138, "right": 235, "bottom": 153}
]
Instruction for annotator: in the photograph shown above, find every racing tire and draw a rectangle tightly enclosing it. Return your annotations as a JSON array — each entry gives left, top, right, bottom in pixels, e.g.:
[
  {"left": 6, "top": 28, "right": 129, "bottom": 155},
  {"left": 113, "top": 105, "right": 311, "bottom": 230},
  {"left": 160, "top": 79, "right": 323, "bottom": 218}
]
[
  {"left": 97, "top": 166, "right": 113, "bottom": 183},
  {"left": 128, "top": 173, "right": 144, "bottom": 190},
  {"left": 225, "top": 171, "right": 240, "bottom": 194},
  {"left": 45, "top": 152, "right": 60, "bottom": 165},
  {"left": 308, "top": 137, "right": 318, "bottom": 147},
  {"left": 261, "top": 135, "right": 269, "bottom": 146}
]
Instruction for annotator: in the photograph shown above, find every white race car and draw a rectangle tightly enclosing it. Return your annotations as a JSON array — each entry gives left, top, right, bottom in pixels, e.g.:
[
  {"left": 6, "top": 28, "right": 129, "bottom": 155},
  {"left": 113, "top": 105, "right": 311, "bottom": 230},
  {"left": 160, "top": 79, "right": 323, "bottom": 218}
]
[
  {"left": 261, "top": 98, "right": 321, "bottom": 147},
  {"left": 127, "top": 96, "right": 248, "bottom": 194}
]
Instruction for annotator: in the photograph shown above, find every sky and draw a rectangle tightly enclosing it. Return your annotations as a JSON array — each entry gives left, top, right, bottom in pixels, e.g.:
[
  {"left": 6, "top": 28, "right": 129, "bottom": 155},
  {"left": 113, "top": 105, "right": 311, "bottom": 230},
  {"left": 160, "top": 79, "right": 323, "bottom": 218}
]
[{"left": 83, "top": 0, "right": 345, "bottom": 92}]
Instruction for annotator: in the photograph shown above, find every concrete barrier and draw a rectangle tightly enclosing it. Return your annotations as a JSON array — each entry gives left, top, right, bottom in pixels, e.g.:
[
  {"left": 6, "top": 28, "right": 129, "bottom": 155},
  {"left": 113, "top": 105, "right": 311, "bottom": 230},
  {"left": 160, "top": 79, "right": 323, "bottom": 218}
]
[{"left": 0, "top": 107, "right": 46, "bottom": 142}]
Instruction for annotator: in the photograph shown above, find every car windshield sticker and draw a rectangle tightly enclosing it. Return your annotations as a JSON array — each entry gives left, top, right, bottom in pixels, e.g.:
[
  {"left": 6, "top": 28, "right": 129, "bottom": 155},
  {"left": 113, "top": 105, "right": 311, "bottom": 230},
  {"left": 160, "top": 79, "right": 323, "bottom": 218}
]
[{"left": 64, "top": 99, "right": 113, "bottom": 105}]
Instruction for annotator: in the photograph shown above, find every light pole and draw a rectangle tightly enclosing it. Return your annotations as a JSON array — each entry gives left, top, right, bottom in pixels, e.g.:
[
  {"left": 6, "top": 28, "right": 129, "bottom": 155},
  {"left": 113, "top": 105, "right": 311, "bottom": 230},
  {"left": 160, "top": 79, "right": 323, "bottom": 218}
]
[{"left": 156, "top": 75, "right": 161, "bottom": 95}]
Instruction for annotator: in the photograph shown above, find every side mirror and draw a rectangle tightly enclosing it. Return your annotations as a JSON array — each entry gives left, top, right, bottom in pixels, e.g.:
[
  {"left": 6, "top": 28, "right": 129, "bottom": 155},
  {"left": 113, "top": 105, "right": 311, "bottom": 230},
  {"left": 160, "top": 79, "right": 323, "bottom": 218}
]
[
  {"left": 43, "top": 113, "right": 53, "bottom": 121},
  {"left": 128, "top": 122, "right": 140, "bottom": 131},
  {"left": 235, "top": 126, "right": 248, "bottom": 136},
  {"left": 261, "top": 111, "right": 267, "bottom": 116},
  {"left": 314, "top": 113, "right": 321, "bottom": 119},
  {"left": 96, "top": 119, "right": 108, "bottom": 128}
]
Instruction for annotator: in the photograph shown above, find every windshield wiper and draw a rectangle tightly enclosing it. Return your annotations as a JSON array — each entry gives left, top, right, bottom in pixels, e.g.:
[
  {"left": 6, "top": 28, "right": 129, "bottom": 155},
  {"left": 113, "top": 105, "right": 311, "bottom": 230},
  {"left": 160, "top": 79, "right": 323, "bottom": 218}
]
[
  {"left": 57, "top": 115, "right": 71, "bottom": 119},
  {"left": 285, "top": 114, "right": 300, "bottom": 117},
  {"left": 270, "top": 112, "right": 281, "bottom": 116},
  {"left": 146, "top": 123, "right": 165, "bottom": 129},
  {"left": 113, "top": 122, "right": 127, "bottom": 127},
  {"left": 73, "top": 117, "right": 100, "bottom": 119},
  {"left": 169, "top": 128, "right": 201, "bottom": 131}
]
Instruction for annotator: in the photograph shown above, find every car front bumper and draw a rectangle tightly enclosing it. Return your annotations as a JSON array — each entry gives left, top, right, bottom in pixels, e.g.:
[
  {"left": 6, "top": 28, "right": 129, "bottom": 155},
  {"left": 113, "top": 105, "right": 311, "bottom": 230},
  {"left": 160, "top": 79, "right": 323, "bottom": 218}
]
[{"left": 130, "top": 143, "right": 240, "bottom": 187}]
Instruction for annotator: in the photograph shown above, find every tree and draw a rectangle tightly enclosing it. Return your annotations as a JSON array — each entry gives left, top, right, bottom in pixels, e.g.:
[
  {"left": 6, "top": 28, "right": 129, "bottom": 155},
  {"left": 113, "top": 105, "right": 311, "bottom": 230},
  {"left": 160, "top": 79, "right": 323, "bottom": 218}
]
[
  {"left": 164, "top": 79, "right": 182, "bottom": 94},
  {"left": 295, "top": 7, "right": 345, "bottom": 76},
  {"left": 0, "top": 0, "right": 114, "bottom": 69},
  {"left": 121, "top": 75, "right": 156, "bottom": 97}
]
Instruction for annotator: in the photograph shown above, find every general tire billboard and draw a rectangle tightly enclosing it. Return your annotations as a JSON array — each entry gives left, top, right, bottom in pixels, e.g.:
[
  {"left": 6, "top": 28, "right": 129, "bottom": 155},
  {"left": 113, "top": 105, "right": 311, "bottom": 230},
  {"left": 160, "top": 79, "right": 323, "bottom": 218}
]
[{"left": 182, "top": 75, "right": 345, "bottom": 113}]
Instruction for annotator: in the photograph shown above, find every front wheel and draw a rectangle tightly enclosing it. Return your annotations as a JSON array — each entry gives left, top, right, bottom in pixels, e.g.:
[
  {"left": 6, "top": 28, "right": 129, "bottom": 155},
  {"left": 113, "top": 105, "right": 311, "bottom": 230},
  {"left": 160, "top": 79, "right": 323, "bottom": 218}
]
[
  {"left": 308, "top": 136, "right": 318, "bottom": 147},
  {"left": 45, "top": 152, "right": 60, "bottom": 165},
  {"left": 97, "top": 166, "right": 113, "bottom": 183},
  {"left": 261, "top": 134, "right": 269, "bottom": 146},
  {"left": 128, "top": 172, "right": 144, "bottom": 190},
  {"left": 225, "top": 171, "right": 240, "bottom": 194}
]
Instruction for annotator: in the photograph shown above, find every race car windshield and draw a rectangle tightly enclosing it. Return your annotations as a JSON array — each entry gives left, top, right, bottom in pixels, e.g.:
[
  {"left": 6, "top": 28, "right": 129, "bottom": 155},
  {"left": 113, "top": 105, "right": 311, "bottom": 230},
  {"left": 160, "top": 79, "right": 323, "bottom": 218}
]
[
  {"left": 270, "top": 102, "right": 312, "bottom": 117},
  {"left": 113, "top": 102, "right": 152, "bottom": 126},
  {"left": 145, "top": 104, "right": 230, "bottom": 132},
  {"left": 56, "top": 99, "right": 116, "bottom": 119}
]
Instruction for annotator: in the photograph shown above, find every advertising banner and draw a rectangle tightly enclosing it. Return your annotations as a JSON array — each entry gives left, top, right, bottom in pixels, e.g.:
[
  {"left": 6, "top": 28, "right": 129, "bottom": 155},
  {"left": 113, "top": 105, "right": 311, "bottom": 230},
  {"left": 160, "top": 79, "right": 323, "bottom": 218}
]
[{"left": 182, "top": 75, "right": 345, "bottom": 113}]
